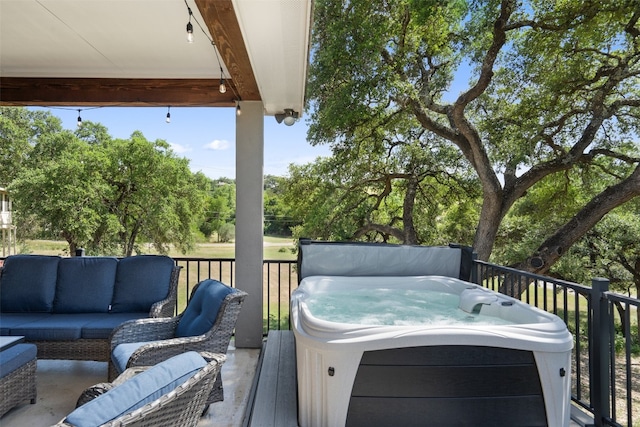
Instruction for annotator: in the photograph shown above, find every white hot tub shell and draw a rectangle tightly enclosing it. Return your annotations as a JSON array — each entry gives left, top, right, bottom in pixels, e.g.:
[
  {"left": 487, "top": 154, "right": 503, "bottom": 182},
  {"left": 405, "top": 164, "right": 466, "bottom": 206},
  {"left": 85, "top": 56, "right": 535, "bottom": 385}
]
[{"left": 291, "top": 275, "right": 574, "bottom": 427}]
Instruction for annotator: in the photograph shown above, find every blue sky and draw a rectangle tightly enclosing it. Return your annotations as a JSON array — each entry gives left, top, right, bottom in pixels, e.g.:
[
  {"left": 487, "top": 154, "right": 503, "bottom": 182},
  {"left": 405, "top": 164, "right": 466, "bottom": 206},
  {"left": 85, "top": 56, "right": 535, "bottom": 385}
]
[{"left": 34, "top": 106, "right": 331, "bottom": 180}]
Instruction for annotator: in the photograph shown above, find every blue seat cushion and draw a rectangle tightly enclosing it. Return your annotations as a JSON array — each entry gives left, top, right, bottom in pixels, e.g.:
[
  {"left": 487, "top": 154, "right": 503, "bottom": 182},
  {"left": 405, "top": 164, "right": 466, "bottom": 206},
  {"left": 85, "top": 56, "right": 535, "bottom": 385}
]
[
  {"left": 0, "top": 313, "right": 52, "bottom": 335},
  {"left": 10, "top": 314, "right": 87, "bottom": 340},
  {"left": 111, "top": 341, "right": 157, "bottom": 373},
  {"left": 0, "top": 255, "right": 60, "bottom": 312},
  {"left": 0, "top": 343, "right": 37, "bottom": 378},
  {"left": 111, "top": 256, "right": 175, "bottom": 313},
  {"left": 53, "top": 257, "right": 118, "bottom": 313},
  {"left": 65, "top": 351, "right": 207, "bottom": 427},
  {"left": 81, "top": 313, "right": 148, "bottom": 339},
  {"left": 175, "top": 279, "right": 235, "bottom": 338}
]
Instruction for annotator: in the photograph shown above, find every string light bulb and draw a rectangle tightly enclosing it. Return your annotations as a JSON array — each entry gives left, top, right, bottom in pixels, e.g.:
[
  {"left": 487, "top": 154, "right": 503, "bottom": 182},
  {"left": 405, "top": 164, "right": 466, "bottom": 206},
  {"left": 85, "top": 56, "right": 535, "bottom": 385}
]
[
  {"left": 186, "top": 6, "right": 194, "bottom": 43},
  {"left": 219, "top": 66, "right": 227, "bottom": 94},
  {"left": 76, "top": 110, "right": 82, "bottom": 127},
  {"left": 236, "top": 102, "right": 242, "bottom": 116},
  {"left": 166, "top": 106, "right": 171, "bottom": 123}
]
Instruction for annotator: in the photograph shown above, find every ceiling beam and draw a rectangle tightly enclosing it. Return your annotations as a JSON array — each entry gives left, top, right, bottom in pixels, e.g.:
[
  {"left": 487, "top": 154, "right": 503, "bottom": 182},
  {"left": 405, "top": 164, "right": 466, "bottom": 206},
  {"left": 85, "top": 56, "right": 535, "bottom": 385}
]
[
  {"left": 0, "top": 78, "right": 238, "bottom": 107},
  {"left": 0, "top": 0, "right": 260, "bottom": 107},
  {"left": 195, "top": 0, "right": 261, "bottom": 102}
]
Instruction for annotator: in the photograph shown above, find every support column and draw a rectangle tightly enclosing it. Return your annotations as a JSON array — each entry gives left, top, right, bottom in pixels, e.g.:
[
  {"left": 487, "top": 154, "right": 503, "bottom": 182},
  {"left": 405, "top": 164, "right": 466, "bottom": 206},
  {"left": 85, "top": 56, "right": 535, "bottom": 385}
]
[{"left": 234, "top": 101, "right": 264, "bottom": 348}]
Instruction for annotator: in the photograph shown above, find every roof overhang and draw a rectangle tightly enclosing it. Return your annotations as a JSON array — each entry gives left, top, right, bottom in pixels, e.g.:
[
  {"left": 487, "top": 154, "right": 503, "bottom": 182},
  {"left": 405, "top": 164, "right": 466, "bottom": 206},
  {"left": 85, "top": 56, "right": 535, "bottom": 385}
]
[{"left": 0, "top": 0, "right": 312, "bottom": 116}]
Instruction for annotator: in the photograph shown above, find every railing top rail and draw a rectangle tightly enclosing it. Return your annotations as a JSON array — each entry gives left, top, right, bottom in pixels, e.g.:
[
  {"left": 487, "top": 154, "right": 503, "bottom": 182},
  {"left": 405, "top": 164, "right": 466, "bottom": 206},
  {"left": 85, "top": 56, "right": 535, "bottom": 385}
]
[
  {"left": 474, "top": 259, "right": 592, "bottom": 294},
  {"left": 604, "top": 291, "right": 640, "bottom": 306}
]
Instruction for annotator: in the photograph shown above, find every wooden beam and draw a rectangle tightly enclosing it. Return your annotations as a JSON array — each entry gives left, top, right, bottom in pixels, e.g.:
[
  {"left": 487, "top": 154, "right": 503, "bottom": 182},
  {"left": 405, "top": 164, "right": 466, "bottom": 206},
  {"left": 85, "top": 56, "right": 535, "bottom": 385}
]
[
  {"left": 195, "top": 0, "right": 261, "bottom": 102},
  {"left": 0, "top": 78, "right": 237, "bottom": 107}
]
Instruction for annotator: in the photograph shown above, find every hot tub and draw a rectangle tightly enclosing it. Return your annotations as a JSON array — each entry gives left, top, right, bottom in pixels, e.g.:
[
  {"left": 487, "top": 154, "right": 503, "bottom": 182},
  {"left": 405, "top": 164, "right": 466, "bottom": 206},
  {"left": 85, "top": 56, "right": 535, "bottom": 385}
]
[{"left": 291, "top": 275, "right": 573, "bottom": 427}]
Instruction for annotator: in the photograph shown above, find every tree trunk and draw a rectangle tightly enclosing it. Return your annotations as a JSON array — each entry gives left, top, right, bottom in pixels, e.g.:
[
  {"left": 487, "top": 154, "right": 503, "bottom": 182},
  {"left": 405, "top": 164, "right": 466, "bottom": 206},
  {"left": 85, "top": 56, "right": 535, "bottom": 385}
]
[
  {"left": 509, "top": 164, "right": 640, "bottom": 296},
  {"left": 403, "top": 174, "right": 419, "bottom": 245}
]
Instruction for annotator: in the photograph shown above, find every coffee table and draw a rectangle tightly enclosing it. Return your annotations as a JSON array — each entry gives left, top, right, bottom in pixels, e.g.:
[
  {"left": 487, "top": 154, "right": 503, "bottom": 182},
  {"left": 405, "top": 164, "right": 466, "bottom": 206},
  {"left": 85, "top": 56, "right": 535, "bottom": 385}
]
[{"left": 0, "top": 336, "right": 25, "bottom": 351}]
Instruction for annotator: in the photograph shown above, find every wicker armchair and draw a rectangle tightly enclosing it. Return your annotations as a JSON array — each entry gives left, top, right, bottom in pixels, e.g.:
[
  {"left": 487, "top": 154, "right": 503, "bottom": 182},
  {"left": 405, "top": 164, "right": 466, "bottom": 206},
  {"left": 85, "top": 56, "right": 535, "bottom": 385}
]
[
  {"left": 53, "top": 352, "right": 225, "bottom": 427},
  {"left": 108, "top": 279, "right": 247, "bottom": 404}
]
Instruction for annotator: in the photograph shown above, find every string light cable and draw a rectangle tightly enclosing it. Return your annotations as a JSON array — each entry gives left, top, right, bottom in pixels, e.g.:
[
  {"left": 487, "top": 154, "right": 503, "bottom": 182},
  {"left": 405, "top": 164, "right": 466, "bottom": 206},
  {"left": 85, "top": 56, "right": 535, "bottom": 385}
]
[{"left": 183, "top": 0, "right": 240, "bottom": 100}]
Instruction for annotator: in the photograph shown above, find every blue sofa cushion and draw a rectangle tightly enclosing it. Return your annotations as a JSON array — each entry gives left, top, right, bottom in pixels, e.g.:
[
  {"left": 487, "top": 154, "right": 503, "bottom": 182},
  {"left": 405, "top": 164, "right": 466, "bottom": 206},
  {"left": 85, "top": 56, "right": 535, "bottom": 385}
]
[
  {"left": 0, "top": 255, "right": 60, "bottom": 313},
  {"left": 175, "top": 279, "right": 234, "bottom": 338},
  {"left": 0, "top": 313, "right": 52, "bottom": 335},
  {"left": 111, "top": 341, "right": 157, "bottom": 373},
  {"left": 0, "top": 343, "right": 37, "bottom": 378},
  {"left": 54, "top": 257, "right": 118, "bottom": 313},
  {"left": 81, "top": 313, "right": 148, "bottom": 339},
  {"left": 10, "top": 314, "right": 87, "bottom": 340},
  {"left": 111, "top": 256, "right": 175, "bottom": 313},
  {"left": 65, "top": 351, "right": 207, "bottom": 427}
]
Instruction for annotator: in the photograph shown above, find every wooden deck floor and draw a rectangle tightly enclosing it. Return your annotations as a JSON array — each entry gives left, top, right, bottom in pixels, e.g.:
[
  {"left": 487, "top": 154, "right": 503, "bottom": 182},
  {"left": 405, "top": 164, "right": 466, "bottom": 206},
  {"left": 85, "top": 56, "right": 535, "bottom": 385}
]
[{"left": 244, "top": 331, "right": 298, "bottom": 426}]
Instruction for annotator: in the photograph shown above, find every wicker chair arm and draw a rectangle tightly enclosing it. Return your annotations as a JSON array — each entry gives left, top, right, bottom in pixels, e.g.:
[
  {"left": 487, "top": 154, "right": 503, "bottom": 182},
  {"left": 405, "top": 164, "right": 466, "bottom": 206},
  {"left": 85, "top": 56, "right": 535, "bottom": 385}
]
[
  {"left": 75, "top": 383, "right": 115, "bottom": 408},
  {"left": 148, "top": 265, "right": 181, "bottom": 318},
  {"left": 110, "top": 316, "right": 181, "bottom": 349},
  {"left": 125, "top": 335, "right": 209, "bottom": 370}
]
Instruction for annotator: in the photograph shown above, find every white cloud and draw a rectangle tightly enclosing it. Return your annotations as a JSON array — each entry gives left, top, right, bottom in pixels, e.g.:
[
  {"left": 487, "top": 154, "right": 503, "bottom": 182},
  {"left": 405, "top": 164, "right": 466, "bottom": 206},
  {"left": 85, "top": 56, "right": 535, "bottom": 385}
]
[
  {"left": 170, "top": 142, "right": 192, "bottom": 154},
  {"left": 204, "top": 139, "right": 230, "bottom": 150}
]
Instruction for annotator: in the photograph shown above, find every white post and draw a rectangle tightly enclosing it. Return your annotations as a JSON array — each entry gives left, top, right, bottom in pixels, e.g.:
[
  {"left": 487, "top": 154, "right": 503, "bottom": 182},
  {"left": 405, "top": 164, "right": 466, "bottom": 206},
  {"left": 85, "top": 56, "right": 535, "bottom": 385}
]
[{"left": 234, "top": 101, "right": 264, "bottom": 348}]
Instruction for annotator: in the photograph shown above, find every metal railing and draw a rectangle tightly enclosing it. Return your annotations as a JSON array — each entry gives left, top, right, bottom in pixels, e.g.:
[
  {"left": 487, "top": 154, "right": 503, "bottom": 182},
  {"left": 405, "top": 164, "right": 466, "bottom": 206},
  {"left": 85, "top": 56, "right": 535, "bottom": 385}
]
[
  {"left": 176, "top": 257, "right": 637, "bottom": 427},
  {"left": 474, "top": 260, "right": 638, "bottom": 427},
  {"left": 173, "top": 257, "right": 298, "bottom": 333}
]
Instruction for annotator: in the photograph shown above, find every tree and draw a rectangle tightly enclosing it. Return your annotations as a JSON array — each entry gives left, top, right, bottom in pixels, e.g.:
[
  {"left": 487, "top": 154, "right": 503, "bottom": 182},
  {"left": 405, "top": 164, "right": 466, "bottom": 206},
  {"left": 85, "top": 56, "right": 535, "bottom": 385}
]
[
  {"left": 101, "top": 132, "right": 206, "bottom": 256},
  {"left": 0, "top": 107, "right": 63, "bottom": 185},
  {"left": 9, "top": 117, "right": 207, "bottom": 256},
  {"left": 565, "top": 200, "right": 640, "bottom": 343},
  {"left": 264, "top": 175, "right": 298, "bottom": 236},
  {"left": 307, "top": 0, "right": 640, "bottom": 271},
  {"left": 10, "top": 127, "right": 111, "bottom": 254},
  {"left": 284, "top": 136, "right": 480, "bottom": 244},
  {"left": 200, "top": 178, "right": 235, "bottom": 242}
]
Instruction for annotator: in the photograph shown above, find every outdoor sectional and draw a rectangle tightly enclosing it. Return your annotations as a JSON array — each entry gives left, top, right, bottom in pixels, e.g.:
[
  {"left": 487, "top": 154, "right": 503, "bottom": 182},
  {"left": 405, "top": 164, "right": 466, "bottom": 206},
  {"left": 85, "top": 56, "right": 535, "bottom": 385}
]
[{"left": 0, "top": 254, "right": 180, "bottom": 362}]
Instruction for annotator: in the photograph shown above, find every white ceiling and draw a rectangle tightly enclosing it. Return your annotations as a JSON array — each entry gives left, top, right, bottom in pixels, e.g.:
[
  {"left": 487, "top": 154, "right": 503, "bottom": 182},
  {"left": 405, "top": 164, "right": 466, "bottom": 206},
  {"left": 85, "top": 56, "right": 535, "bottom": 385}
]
[{"left": 0, "top": 0, "right": 312, "bottom": 115}]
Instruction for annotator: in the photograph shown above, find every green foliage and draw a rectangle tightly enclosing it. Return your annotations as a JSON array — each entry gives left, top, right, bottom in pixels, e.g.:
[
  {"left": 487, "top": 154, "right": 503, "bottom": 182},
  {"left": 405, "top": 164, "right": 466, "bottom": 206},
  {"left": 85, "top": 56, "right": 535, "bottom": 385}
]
[
  {"left": 7, "top": 113, "right": 207, "bottom": 256},
  {"left": 306, "top": 0, "right": 640, "bottom": 267},
  {"left": 217, "top": 223, "right": 235, "bottom": 243},
  {"left": 0, "top": 107, "right": 63, "bottom": 185},
  {"left": 264, "top": 175, "right": 298, "bottom": 236},
  {"left": 199, "top": 178, "right": 235, "bottom": 241}
]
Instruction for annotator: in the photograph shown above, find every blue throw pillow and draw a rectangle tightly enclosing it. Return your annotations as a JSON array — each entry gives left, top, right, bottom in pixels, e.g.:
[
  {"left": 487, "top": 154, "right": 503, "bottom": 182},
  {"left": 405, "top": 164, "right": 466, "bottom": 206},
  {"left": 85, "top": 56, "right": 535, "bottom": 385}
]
[
  {"left": 53, "top": 257, "right": 118, "bottom": 313},
  {"left": 175, "top": 279, "right": 234, "bottom": 337},
  {"left": 111, "top": 255, "right": 175, "bottom": 313},
  {"left": 0, "top": 255, "right": 60, "bottom": 313},
  {"left": 65, "top": 351, "right": 207, "bottom": 427}
]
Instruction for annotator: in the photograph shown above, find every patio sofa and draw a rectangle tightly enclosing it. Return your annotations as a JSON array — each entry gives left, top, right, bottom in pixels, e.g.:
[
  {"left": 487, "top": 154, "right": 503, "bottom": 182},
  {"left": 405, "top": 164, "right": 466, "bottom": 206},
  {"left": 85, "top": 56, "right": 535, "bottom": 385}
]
[{"left": 0, "top": 254, "right": 180, "bottom": 362}]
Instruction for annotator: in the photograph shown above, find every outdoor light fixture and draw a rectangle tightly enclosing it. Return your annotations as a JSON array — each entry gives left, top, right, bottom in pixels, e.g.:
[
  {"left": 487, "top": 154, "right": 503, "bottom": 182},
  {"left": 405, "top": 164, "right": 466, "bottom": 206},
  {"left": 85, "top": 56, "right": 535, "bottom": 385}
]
[
  {"left": 236, "top": 102, "right": 242, "bottom": 116},
  {"left": 76, "top": 110, "right": 82, "bottom": 127},
  {"left": 186, "top": 21, "right": 194, "bottom": 43},
  {"left": 166, "top": 106, "right": 171, "bottom": 123},
  {"left": 186, "top": 5, "right": 194, "bottom": 43},
  {"left": 219, "top": 67, "right": 227, "bottom": 94},
  {"left": 275, "top": 109, "right": 299, "bottom": 126}
]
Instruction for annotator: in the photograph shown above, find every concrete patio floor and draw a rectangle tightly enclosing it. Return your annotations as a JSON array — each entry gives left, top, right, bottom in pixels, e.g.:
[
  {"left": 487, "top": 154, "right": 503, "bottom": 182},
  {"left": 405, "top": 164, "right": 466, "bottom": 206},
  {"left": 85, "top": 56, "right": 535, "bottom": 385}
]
[{"left": 1, "top": 342, "right": 260, "bottom": 427}]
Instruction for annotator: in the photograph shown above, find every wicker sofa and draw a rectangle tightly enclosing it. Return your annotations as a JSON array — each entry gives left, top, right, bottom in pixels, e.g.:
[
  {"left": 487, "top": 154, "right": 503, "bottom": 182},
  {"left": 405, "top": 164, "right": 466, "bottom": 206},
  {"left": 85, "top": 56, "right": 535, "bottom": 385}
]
[{"left": 0, "top": 254, "right": 180, "bottom": 362}]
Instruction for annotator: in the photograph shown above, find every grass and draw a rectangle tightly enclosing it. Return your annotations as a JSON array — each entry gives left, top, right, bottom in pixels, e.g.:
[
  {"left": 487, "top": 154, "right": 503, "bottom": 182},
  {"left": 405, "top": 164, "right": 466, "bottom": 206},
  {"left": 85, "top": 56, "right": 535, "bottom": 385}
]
[{"left": 19, "top": 236, "right": 297, "bottom": 260}]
